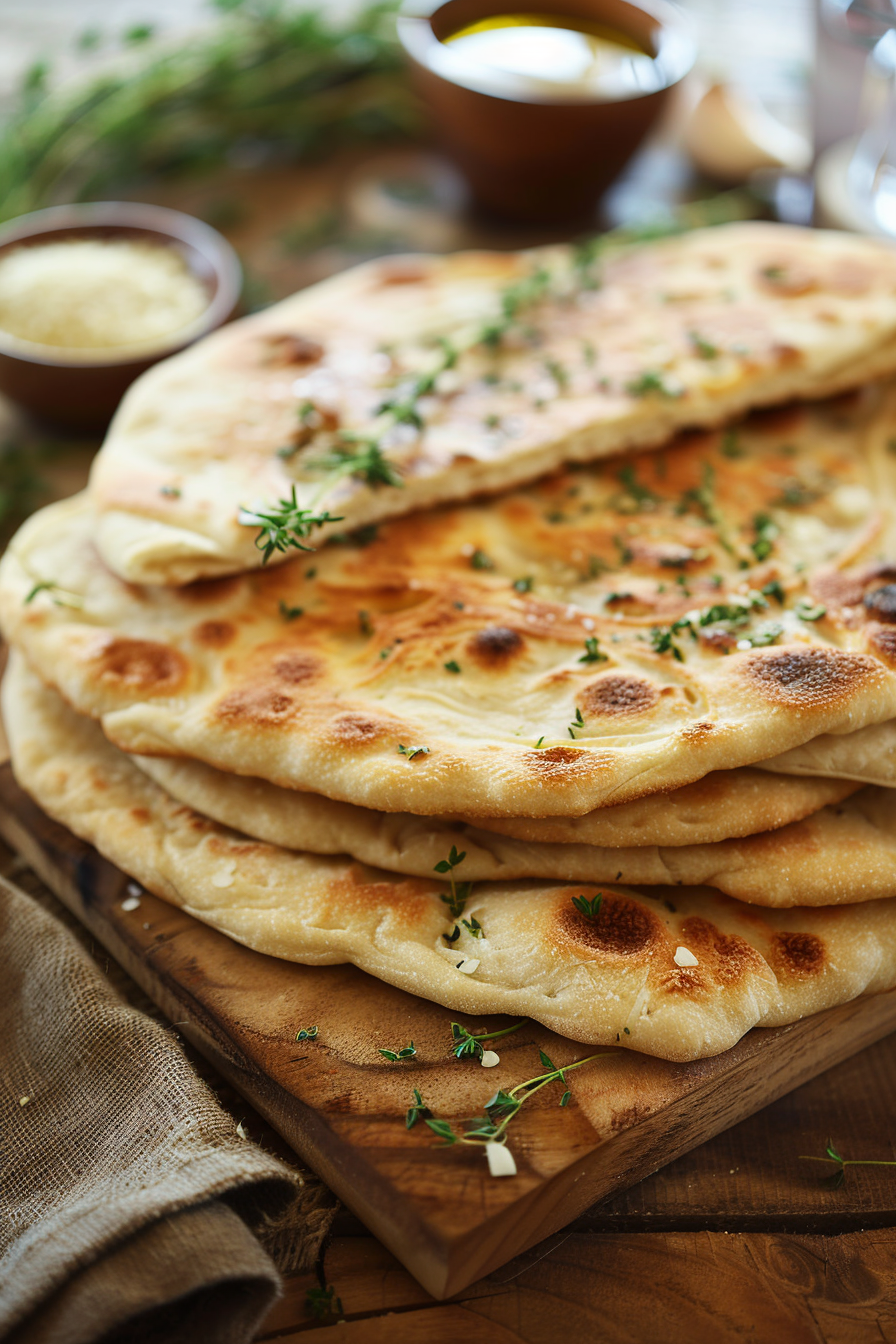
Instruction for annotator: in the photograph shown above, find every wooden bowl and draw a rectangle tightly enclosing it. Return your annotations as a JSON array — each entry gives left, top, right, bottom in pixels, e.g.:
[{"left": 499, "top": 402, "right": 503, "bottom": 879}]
[
  {"left": 398, "top": 0, "right": 695, "bottom": 223},
  {"left": 0, "top": 202, "right": 242, "bottom": 432}
]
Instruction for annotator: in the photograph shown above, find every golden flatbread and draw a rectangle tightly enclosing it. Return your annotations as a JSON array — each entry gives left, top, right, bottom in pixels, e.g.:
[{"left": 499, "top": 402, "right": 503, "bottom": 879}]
[
  {"left": 8, "top": 656, "right": 896, "bottom": 1062},
  {"left": 90, "top": 222, "right": 896, "bottom": 585},
  {"left": 6, "top": 387, "right": 896, "bottom": 817}
]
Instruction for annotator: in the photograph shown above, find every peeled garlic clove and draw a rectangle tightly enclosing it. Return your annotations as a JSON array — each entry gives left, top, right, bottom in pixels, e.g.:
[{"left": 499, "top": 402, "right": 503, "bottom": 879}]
[
  {"left": 480, "top": 1050, "right": 500, "bottom": 1068},
  {"left": 685, "top": 83, "right": 811, "bottom": 185},
  {"left": 486, "top": 1141, "right": 517, "bottom": 1177}
]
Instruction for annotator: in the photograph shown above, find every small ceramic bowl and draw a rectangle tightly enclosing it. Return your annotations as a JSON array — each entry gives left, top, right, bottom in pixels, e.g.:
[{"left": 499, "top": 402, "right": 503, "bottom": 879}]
[
  {"left": 0, "top": 201, "right": 242, "bottom": 432},
  {"left": 398, "top": 0, "right": 696, "bottom": 223}
]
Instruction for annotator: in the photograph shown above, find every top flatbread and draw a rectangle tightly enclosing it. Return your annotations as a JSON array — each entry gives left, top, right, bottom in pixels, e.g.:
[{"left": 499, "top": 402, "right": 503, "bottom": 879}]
[
  {"left": 7, "top": 384, "right": 896, "bottom": 817},
  {"left": 89, "top": 222, "right": 896, "bottom": 585}
]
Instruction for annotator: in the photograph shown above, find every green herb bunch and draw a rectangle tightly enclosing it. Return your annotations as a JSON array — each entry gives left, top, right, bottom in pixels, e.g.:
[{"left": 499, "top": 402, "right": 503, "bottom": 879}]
[{"left": 0, "top": 0, "right": 416, "bottom": 224}]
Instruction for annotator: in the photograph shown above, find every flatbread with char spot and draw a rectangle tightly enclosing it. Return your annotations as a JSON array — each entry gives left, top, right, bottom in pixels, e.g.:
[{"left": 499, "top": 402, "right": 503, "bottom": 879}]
[
  {"left": 89, "top": 222, "right": 896, "bottom": 585},
  {"left": 7, "top": 658, "right": 896, "bottom": 1063},
  {"left": 7, "top": 386, "right": 896, "bottom": 817}
]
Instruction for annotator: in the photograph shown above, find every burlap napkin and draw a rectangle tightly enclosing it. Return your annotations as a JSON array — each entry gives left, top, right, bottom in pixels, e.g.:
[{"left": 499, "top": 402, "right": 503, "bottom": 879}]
[{"left": 0, "top": 873, "right": 324, "bottom": 1344}]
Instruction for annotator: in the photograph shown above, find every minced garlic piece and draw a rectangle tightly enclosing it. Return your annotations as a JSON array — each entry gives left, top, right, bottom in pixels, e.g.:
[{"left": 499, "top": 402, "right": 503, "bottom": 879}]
[
  {"left": 673, "top": 946, "right": 699, "bottom": 968},
  {"left": 0, "top": 238, "right": 208, "bottom": 353}
]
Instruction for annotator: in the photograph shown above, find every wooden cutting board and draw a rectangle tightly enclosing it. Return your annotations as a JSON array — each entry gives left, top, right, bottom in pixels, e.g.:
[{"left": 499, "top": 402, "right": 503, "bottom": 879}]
[{"left": 3, "top": 763, "right": 896, "bottom": 1300}]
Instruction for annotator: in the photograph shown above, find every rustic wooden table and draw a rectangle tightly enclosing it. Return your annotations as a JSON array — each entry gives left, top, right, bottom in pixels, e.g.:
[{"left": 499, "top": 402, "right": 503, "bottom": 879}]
[{"left": 1, "top": 145, "right": 894, "bottom": 1342}]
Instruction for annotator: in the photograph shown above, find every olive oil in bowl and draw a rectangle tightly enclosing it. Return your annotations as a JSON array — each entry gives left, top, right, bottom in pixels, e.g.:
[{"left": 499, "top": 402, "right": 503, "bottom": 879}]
[{"left": 442, "top": 12, "right": 654, "bottom": 99}]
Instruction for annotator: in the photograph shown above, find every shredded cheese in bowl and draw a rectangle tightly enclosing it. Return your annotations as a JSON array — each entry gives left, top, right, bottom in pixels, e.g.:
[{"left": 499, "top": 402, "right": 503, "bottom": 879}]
[{"left": 0, "top": 237, "right": 210, "bottom": 359}]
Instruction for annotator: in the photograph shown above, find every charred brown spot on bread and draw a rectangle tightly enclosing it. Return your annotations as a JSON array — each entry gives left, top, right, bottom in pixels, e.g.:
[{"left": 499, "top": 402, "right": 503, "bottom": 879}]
[
  {"left": 272, "top": 650, "right": 320, "bottom": 684},
  {"left": 769, "top": 930, "right": 826, "bottom": 977},
  {"left": 557, "top": 891, "right": 663, "bottom": 958},
  {"left": 376, "top": 261, "right": 430, "bottom": 286},
  {"left": 524, "top": 745, "right": 613, "bottom": 781},
  {"left": 215, "top": 685, "right": 296, "bottom": 725},
  {"left": 91, "top": 637, "right": 187, "bottom": 694},
  {"left": 866, "top": 625, "right": 896, "bottom": 666},
  {"left": 330, "top": 713, "right": 390, "bottom": 747},
  {"left": 757, "top": 262, "right": 817, "bottom": 297},
  {"left": 130, "top": 806, "right": 150, "bottom": 823},
  {"left": 678, "top": 916, "right": 763, "bottom": 984},
  {"left": 466, "top": 625, "right": 524, "bottom": 668},
  {"left": 680, "top": 720, "right": 714, "bottom": 741},
  {"left": 265, "top": 333, "right": 324, "bottom": 365},
  {"left": 864, "top": 584, "right": 896, "bottom": 623},
  {"left": 743, "top": 647, "right": 880, "bottom": 708},
  {"left": 582, "top": 673, "right": 658, "bottom": 717},
  {"left": 193, "top": 620, "right": 235, "bottom": 649}
]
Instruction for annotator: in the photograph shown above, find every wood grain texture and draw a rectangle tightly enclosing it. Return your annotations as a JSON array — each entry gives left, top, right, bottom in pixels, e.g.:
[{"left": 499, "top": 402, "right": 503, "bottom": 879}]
[
  {"left": 261, "top": 1230, "right": 896, "bottom": 1341},
  {"left": 2, "top": 762, "right": 896, "bottom": 1299}
]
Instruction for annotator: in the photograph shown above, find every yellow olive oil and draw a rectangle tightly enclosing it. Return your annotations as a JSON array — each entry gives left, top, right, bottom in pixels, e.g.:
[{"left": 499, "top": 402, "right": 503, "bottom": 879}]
[{"left": 443, "top": 12, "right": 651, "bottom": 93}]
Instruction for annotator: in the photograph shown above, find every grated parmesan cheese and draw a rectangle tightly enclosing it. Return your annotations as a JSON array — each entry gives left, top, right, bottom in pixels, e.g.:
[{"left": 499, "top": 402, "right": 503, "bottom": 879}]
[{"left": 0, "top": 238, "right": 209, "bottom": 354}]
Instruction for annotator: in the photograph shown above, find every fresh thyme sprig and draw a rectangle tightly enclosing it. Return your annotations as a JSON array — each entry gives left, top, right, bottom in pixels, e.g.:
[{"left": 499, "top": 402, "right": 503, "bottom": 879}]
[
  {"left": 239, "top": 487, "right": 343, "bottom": 563},
  {"left": 295, "top": 1025, "right": 319, "bottom": 1042},
  {"left": 424, "top": 1049, "right": 612, "bottom": 1153},
  {"left": 435, "top": 845, "right": 472, "bottom": 940},
  {"left": 305, "top": 1284, "right": 344, "bottom": 1323},
  {"left": 450, "top": 1020, "right": 525, "bottom": 1063},
  {"left": 799, "top": 1140, "right": 896, "bottom": 1190}
]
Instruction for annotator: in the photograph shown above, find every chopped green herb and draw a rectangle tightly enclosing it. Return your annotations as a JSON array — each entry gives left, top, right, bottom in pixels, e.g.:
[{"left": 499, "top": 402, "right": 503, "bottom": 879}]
[
  {"left": 650, "top": 626, "right": 685, "bottom": 662},
  {"left": 544, "top": 357, "right": 569, "bottom": 390},
  {"left": 159, "top": 484, "right": 181, "bottom": 498},
  {"left": 398, "top": 743, "right": 430, "bottom": 760},
  {"left": 572, "top": 892, "right": 603, "bottom": 921},
  {"left": 379, "top": 1042, "right": 417, "bottom": 1062},
  {"left": 513, "top": 576, "right": 534, "bottom": 594},
  {"left": 615, "top": 462, "right": 660, "bottom": 512},
  {"left": 295, "top": 1025, "right": 318, "bottom": 1042},
  {"left": 751, "top": 513, "right": 779, "bottom": 562},
  {"left": 444, "top": 659, "right": 462, "bottom": 674},
  {"left": 470, "top": 548, "right": 494, "bottom": 570},
  {"left": 311, "top": 438, "right": 403, "bottom": 489},
  {"left": 568, "top": 706, "right": 585, "bottom": 739},
  {"left": 305, "top": 1285, "right": 343, "bottom": 1323},
  {"left": 406, "top": 1088, "right": 432, "bottom": 1129},
  {"left": 688, "top": 331, "right": 719, "bottom": 359},
  {"left": 278, "top": 600, "right": 304, "bottom": 621},
  {"left": 462, "top": 916, "right": 484, "bottom": 939},
  {"left": 612, "top": 534, "right": 634, "bottom": 565},
  {"left": 720, "top": 430, "right": 744, "bottom": 459},
  {"left": 626, "top": 369, "right": 683, "bottom": 399},
  {"left": 483, "top": 412, "right": 501, "bottom": 429},
  {"left": 762, "top": 579, "right": 786, "bottom": 604},
  {"left": 358, "top": 609, "right": 373, "bottom": 637},
  {"left": 796, "top": 599, "right": 827, "bottom": 622},
  {"left": 578, "top": 636, "right": 607, "bottom": 665}
]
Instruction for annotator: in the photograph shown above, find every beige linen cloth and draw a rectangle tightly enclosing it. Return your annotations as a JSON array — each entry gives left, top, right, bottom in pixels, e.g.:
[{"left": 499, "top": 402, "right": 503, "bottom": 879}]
[{"left": 0, "top": 871, "right": 331, "bottom": 1344}]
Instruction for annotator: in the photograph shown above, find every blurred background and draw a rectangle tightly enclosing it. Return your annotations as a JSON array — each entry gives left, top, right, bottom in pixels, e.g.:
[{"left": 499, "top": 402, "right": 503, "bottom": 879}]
[{"left": 1, "top": 0, "right": 894, "bottom": 527}]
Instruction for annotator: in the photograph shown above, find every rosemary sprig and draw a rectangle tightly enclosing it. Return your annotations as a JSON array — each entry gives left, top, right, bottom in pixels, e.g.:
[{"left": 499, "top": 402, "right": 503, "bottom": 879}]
[
  {"left": 799, "top": 1140, "right": 896, "bottom": 1190},
  {"left": 578, "top": 636, "right": 607, "bottom": 665}
]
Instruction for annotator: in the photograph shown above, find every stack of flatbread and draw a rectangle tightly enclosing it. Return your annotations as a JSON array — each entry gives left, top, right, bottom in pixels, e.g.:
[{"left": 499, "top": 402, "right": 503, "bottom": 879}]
[{"left": 7, "top": 220, "right": 896, "bottom": 1063}]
